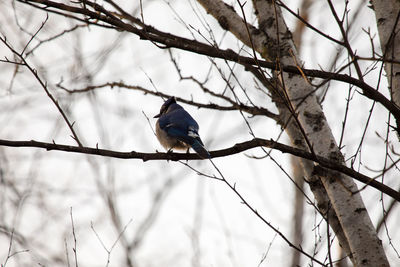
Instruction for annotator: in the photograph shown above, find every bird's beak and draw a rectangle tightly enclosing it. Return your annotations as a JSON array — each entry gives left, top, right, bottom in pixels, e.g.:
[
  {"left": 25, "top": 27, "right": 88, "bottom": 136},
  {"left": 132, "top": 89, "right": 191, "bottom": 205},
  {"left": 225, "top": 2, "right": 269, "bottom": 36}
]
[{"left": 154, "top": 113, "right": 161, "bottom": 118}]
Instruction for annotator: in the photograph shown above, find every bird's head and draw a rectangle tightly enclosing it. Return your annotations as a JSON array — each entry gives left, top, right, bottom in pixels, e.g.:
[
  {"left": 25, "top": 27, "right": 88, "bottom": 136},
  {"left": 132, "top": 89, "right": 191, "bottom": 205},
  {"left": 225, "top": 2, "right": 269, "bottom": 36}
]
[{"left": 154, "top": 97, "right": 177, "bottom": 118}]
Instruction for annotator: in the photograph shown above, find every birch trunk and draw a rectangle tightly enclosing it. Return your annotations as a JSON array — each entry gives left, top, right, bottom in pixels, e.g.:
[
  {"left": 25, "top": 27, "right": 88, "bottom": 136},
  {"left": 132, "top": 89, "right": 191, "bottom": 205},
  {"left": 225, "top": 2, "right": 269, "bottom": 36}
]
[
  {"left": 372, "top": 0, "right": 400, "bottom": 138},
  {"left": 197, "top": 0, "right": 389, "bottom": 265}
]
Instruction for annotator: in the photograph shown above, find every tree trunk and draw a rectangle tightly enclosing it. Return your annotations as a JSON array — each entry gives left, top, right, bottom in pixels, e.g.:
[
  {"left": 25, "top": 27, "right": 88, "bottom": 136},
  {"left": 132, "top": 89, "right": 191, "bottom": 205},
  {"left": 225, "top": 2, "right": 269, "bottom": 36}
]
[
  {"left": 372, "top": 0, "right": 400, "bottom": 139},
  {"left": 197, "top": 0, "right": 389, "bottom": 265}
]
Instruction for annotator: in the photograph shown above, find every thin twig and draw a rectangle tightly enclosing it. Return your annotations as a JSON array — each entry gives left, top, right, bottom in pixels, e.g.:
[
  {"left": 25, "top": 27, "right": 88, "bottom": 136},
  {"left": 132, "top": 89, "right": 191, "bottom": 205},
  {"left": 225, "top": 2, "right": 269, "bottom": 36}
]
[
  {"left": 70, "top": 207, "right": 79, "bottom": 267},
  {"left": 15, "top": 0, "right": 400, "bottom": 124},
  {"left": 208, "top": 158, "right": 327, "bottom": 266},
  {"left": 91, "top": 219, "right": 133, "bottom": 267},
  {"left": 0, "top": 31, "right": 83, "bottom": 147}
]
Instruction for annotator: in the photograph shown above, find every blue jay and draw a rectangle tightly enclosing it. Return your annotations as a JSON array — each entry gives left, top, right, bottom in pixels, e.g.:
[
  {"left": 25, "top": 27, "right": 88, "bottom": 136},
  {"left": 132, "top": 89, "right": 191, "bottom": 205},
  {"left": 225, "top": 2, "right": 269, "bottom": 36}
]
[{"left": 154, "top": 97, "right": 210, "bottom": 158}]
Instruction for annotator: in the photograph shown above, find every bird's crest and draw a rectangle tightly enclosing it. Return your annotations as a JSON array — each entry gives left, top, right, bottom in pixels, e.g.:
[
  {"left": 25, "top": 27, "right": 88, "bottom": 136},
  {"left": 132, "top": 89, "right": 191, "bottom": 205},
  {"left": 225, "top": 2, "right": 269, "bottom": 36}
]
[
  {"left": 154, "top": 97, "right": 177, "bottom": 118},
  {"left": 160, "top": 97, "right": 176, "bottom": 114}
]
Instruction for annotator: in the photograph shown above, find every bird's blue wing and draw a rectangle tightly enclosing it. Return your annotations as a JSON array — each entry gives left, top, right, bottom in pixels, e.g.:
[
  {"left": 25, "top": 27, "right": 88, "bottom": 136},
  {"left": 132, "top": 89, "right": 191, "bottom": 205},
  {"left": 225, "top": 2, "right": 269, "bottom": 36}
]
[
  {"left": 165, "top": 126, "right": 195, "bottom": 145},
  {"left": 167, "top": 126, "right": 210, "bottom": 158},
  {"left": 159, "top": 106, "right": 210, "bottom": 158},
  {"left": 166, "top": 126, "right": 209, "bottom": 158}
]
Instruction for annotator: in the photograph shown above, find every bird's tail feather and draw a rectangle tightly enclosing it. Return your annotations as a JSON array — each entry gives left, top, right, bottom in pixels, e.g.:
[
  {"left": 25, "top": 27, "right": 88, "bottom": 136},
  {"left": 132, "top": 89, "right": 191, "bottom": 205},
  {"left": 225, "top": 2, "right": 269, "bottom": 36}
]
[{"left": 191, "top": 140, "right": 210, "bottom": 159}]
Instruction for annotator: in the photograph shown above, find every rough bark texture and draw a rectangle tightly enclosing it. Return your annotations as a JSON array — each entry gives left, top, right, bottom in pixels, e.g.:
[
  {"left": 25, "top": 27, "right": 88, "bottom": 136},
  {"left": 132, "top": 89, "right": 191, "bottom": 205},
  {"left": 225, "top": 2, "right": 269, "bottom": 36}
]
[
  {"left": 197, "top": 0, "right": 389, "bottom": 265},
  {"left": 372, "top": 0, "right": 400, "bottom": 137}
]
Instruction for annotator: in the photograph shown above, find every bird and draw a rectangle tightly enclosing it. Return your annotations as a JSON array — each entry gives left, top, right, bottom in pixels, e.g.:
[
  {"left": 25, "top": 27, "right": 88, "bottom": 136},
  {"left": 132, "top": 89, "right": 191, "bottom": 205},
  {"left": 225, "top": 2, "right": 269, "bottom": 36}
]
[{"left": 154, "top": 97, "right": 210, "bottom": 159}]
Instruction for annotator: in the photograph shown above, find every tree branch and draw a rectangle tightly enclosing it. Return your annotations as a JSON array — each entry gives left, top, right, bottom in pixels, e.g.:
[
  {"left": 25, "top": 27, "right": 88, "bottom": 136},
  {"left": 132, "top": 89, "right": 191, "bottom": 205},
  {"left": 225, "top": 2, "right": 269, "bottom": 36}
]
[
  {"left": 17, "top": 0, "right": 400, "bottom": 126},
  {"left": 57, "top": 81, "right": 279, "bottom": 119},
  {"left": 0, "top": 138, "right": 398, "bottom": 202},
  {"left": 0, "top": 26, "right": 83, "bottom": 147}
]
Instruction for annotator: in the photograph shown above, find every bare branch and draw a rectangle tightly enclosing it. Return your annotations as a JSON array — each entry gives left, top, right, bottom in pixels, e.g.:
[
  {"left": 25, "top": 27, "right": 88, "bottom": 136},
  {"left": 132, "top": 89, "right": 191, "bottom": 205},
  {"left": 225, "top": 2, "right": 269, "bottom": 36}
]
[
  {"left": 57, "top": 81, "right": 279, "bottom": 119},
  {"left": 15, "top": 0, "right": 400, "bottom": 125},
  {"left": 0, "top": 32, "right": 83, "bottom": 147},
  {"left": 0, "top": 138, "right": 398, "bottom": 202}
]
